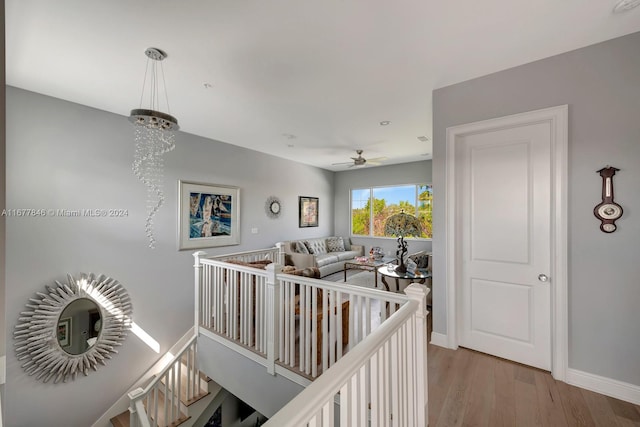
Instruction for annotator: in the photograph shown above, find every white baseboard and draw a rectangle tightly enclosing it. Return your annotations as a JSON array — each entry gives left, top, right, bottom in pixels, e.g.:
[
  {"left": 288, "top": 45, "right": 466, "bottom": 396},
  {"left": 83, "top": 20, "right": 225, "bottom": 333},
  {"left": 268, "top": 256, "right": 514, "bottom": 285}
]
[
  {"left": 566, "top": 368, "right": 640, "bottom": 405},
  {"left": 429, "top": 332, "right": 449, "bottom": 348}
]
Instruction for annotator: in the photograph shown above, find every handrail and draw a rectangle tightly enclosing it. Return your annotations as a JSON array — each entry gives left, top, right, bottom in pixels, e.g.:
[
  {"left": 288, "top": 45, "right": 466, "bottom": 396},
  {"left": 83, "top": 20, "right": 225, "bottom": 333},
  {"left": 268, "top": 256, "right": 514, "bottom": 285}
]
[
  {"left": 207, "top": 247, "right": 282, "bottom": 263},
  {"left": 129, "top": 333, "right": 201, "bottom": 427},
  {"left": 137, "top": 334, "right": 197, "bottom": 396}
]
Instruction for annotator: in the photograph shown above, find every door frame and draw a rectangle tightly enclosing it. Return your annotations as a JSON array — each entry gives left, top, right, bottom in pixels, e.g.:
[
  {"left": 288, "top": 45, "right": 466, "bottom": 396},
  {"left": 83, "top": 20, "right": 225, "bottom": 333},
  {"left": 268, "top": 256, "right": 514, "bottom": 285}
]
[{"left": 444, "top": 105, "right": 568, "bottom": 380}]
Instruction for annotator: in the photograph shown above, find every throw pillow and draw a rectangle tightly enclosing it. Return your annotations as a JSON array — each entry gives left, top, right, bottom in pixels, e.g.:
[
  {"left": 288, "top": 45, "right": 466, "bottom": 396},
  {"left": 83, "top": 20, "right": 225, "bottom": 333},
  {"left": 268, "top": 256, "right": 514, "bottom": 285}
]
[
  {"left": 303, "top": 240, "right": 314, "bottom": 254},
  {"left": 295, "top": 241, "right": 310, "bottom": 254},
  {"left": 343, "top": 238, "right": 351, "bottom": 250},
  {"left": 306, "top": 239, "right": 327, "bottom": 254},
  {"left": 326, "top": 236, "right": 345, "bottom": 252},
  {"left": 408, "top": 252, "right": 430, "bottom": 269}
]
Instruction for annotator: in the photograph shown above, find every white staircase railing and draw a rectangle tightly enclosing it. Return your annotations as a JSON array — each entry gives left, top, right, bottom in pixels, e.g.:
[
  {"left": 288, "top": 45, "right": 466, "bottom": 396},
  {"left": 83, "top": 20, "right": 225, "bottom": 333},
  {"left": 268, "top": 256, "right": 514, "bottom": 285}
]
[
  {"left": 265, "top": 284, "right": 428, "bottom": 426},
  {"left": 193, "top": 247, "right": 429, "bottom": 425},
  {"left": 194, "top": 251, "right": 410, "bottom": 379},
  {"left": 128, "top": 335, "right": 204, "bottom": 427}
]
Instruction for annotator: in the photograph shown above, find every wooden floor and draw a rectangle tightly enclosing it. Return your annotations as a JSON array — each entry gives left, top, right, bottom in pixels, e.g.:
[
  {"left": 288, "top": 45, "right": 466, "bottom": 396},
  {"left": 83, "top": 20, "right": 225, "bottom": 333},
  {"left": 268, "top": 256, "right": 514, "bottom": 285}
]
[
  {"left": 427, "top": 342, "right": 640, "bottom": 427},
  {"left": 326, "top": 270, "right": 640, "bottom": 426}
]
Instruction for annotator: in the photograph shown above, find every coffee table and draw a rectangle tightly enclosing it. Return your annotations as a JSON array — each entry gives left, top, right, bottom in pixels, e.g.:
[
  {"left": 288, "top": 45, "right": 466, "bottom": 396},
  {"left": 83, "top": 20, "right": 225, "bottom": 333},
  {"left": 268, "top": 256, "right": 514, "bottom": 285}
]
[
  {"left": 343, "top": 258, "right": 386, "bottom": 288},
  {"left": 377, "top": 264, "right": 431, "bottom": 293}
]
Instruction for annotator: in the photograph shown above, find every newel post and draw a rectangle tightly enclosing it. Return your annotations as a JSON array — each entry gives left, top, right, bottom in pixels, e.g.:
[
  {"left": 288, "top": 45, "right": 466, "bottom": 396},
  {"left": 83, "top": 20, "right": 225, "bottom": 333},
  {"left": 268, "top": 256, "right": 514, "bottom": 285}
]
[
  {"left": 275, "top": 241, "right": 286, "bottom": 266},
  {"left": 128, "top": 387, "right": 150, "bottom": 427},
  {"left": 405, "top": 283, "right": 430, "bottom": 426},
  {"left": 265, "top": 263, "right": 283, "bottom": 375},
  {"left": 193, "top": 251, "right": 207, "bottom": 332}
]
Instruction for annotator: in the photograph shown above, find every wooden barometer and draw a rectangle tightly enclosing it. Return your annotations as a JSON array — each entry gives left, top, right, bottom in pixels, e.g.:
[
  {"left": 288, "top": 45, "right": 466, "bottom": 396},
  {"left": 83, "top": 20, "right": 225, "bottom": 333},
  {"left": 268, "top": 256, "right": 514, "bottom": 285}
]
[{"left": 594, "top": 166, "right": 623, "bottom": 233}]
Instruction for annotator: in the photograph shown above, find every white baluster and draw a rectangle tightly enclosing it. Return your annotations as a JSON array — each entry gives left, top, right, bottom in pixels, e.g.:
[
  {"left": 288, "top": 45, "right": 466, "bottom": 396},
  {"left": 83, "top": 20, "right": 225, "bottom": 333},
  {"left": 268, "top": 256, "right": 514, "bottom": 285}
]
[
  {"left": 265, "top": 263, "right": 282, "bottom": 375},
  {"left": 193, "top": 251, "right": 207, "bottom": 329}
]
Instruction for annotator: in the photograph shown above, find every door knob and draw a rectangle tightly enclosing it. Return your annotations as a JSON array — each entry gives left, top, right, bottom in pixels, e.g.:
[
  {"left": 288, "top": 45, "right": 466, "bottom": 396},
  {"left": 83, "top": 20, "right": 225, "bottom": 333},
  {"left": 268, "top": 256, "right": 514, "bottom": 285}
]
[{"left": 538, "top": 274, "right": 549, "bottom": 282}]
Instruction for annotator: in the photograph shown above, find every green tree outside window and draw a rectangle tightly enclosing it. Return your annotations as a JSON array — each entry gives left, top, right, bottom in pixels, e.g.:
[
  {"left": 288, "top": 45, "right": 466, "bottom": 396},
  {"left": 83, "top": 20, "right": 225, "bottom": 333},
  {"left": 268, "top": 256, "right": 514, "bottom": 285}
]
[{"left": 351, "top": 184, "right": 432, "bottom": 239}]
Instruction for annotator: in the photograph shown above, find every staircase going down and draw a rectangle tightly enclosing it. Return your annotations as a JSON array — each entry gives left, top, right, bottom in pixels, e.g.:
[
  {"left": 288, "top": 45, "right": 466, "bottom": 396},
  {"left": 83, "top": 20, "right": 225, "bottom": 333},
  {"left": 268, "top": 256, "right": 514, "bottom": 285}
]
[{"left": 110, "top": 335, "right": 222, "bottom": 427}]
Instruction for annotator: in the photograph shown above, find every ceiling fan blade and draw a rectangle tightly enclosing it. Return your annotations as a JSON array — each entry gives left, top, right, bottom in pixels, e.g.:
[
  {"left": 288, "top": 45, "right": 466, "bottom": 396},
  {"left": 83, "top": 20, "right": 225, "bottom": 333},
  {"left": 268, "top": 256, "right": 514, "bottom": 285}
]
[{"left": 367, "top": 156, "right": 387, "bottom": 162}]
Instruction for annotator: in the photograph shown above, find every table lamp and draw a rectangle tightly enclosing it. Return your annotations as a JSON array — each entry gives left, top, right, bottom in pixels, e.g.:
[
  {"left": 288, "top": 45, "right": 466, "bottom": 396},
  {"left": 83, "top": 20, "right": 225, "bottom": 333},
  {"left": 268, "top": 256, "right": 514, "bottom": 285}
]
[{"left": 384, "top": 211, "right": 422, "bottom": 274}]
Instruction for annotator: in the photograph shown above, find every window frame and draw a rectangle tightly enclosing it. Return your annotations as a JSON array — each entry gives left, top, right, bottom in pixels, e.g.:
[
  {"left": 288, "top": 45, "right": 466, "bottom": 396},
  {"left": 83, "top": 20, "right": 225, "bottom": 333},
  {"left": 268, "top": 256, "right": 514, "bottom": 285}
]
[{"left": 350, "top": 183, "right": 433, "bottom": 240}]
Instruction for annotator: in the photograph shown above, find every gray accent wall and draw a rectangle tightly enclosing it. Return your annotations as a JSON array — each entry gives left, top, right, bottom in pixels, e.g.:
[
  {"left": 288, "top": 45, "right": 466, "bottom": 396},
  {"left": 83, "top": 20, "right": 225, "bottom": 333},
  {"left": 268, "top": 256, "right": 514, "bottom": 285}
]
[
  {"left": 432, "top": 31, "right": 640, "bottom": 386},
  {"left": 5, "top": 87, "right": 334, "bottom": 426},
  {"left": 334, "top": 160, "right": 432, "bottom": 258}
]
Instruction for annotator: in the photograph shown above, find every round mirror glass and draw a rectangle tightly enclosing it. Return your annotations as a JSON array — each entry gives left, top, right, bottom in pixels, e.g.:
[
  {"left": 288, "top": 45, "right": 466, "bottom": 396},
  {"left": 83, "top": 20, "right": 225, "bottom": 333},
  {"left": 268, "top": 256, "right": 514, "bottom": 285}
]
[{"left": 57, "top": 298, "right": 102, "bottom": 355}]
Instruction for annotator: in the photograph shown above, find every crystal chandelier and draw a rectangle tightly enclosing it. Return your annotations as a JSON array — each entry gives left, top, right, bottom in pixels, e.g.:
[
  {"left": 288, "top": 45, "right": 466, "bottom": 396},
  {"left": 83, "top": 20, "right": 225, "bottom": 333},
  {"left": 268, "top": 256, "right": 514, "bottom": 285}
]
[{"left": 129, "top": 48, "right": 179, "bottom": 248}]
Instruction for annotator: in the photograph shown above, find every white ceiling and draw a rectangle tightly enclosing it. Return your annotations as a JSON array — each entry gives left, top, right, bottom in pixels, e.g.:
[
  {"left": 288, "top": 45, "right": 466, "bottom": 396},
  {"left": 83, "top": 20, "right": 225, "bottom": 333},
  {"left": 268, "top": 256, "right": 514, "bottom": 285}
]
[{"left": 6, "top": 1, "right": 640, "bottom": 171}]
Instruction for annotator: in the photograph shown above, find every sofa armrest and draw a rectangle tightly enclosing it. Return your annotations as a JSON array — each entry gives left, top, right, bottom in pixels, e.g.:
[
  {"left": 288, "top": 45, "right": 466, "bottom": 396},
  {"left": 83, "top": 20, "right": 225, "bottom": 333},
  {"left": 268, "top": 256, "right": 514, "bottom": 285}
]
[
  {"left": 287, "top": 252, "right": 317, "bottom": 269},
  {"left": 351, "top": 244, "right": 365, "bottom": 256}
]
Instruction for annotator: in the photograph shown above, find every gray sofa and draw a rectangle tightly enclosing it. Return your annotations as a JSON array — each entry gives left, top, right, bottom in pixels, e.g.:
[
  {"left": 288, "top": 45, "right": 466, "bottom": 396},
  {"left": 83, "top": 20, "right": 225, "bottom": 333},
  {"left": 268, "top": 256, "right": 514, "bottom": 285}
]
[{"left": 280, "top": 236, "right": 364, "bottom": 278}]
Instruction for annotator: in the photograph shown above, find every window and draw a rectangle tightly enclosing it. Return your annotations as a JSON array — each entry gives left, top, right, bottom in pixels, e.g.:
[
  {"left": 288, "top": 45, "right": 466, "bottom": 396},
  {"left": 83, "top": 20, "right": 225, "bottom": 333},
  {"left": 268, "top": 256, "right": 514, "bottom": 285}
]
[{"left": 351, "top": 184, "right": 432, "bottom": 239}]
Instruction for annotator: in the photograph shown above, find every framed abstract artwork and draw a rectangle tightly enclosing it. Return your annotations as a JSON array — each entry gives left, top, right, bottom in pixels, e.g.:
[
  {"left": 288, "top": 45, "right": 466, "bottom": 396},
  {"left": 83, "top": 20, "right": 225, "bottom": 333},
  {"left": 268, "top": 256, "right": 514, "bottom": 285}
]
[
  {"left": 299, "top": 196, "right": 319, "bottom": 227},
  {"left": 178, "top": 180, "right": 241, "bottom": 250}
]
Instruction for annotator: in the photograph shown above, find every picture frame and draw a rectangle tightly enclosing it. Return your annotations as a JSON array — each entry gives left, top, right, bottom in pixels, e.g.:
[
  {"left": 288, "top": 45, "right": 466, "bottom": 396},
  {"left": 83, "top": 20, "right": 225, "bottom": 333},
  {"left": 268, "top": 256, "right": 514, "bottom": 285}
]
[
  {"left": 178, "top": 180, "right": 241, "bottom": 250},
  {"left": 57, "top": 317, "right": 72, "bottom": 348},
  {"left": 298, "top": 196, "right": 319, "bottom": 227}
]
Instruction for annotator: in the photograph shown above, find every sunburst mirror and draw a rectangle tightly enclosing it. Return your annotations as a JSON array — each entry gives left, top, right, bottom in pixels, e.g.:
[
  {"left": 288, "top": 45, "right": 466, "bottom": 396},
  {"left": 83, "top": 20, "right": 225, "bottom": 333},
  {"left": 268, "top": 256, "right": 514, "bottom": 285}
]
[
  {"left": 265, "top": 196, "right": 282, "bottom": 219},
  {"left": 14, "top": 273, "right": 132, "bottom": 383}
]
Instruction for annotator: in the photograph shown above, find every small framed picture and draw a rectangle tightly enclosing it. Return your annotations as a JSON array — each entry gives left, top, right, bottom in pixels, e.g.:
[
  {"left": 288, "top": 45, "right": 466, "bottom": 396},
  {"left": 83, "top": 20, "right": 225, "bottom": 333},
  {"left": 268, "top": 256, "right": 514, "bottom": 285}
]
[
  {"left": 299, "top": 196, "right": 319, "bottom": 228},
  {"left": 178, "top": 180, "right": 241, "bottom": 250},
  {"left": 57, "top": 317, "right": 72, "bottom": 348}
]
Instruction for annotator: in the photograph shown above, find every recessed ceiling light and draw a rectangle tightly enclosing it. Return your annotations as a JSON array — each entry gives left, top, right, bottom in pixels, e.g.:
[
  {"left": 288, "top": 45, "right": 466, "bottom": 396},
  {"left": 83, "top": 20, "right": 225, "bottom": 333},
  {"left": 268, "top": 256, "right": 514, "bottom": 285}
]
[
  {"left": 282, "top": 133, "right": 297, "bottom": 139},
  {"left": 614, "top": 0, "right": 640, "bottom": 12},
  {"left": 287, "top": 144, "right": 295, "bottom": 148},
  {"left": 417, "top": 136, "right": 430, "bottom": 142},
  {"left": 379, "top": 121, "right": 391, "bottom": 126}
]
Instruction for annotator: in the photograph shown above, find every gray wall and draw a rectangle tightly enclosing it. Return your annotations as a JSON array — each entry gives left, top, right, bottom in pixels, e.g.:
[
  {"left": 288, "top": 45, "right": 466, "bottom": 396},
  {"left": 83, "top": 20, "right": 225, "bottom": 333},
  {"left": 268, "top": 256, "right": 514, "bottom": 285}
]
[
  {"left": 197, "top": 336, "right": 305, "bottom": 418},
  {"left": 432, "top": 32, "right": 640, "bottom": 386},
  {"left": 334, "top": 160, "right": 432, "bottom": 258},
  {"left": 4, "top": 87, "right": 334, "bottom": 427}
]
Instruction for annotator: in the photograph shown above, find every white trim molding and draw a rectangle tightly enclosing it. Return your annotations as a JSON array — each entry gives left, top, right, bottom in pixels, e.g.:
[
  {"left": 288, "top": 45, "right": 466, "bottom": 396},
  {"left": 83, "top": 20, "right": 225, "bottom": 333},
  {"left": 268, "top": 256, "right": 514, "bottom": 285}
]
[
  {"left": 444, "top": 105, "right": 569, "bottom": 380},
  {"left": 429, "top": 332, "right": 449, "bottom": 348},
  {"left": 567, "top": 369, "right": 640, "bottom": 405}
]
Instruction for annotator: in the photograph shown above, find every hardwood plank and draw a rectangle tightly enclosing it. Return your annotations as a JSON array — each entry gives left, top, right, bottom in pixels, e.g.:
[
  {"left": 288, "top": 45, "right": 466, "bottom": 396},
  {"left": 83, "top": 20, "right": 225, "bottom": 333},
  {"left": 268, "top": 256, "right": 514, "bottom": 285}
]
[
  {"left": 607, "top": 396, "right": 640, "bottom": 423},
  {"left": 577, "top": 388, "right": 618, "bottom": 427},
  {"left": 534, "top": 370, "right": 569, "bottom": 427},
  {"left": 428, "top": 345, "right": 464, "bottom": 426},
  {"left": 461, "top": 352, "right": 495, "bottom": 427},
  {"left": 556, "top": 380, "right": 597, "bottom": 427},
  {"left": 109, "top": 410, "right": 129, "bottom": 427},
  {"left": 488, "top": 357, "right": 516, "bottom": 427},
  {"left": 435, "top": 348, "right": 479, "bottom": 427},
  {"left": 514, "top": 376, "right": 543, "bottom": 427},
  {"left": 615, "top": 417, "right": 640, "bottom": 427},
  {"left": 515, "top": 364, "right": 536, "bottom": 385}
]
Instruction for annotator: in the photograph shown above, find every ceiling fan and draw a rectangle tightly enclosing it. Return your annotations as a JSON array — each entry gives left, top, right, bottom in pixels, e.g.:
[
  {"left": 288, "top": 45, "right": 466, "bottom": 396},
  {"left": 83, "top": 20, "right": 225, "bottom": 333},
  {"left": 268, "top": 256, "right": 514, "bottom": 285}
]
[{"left": 332, "top": 150, "right": 386, "bottom": 168}]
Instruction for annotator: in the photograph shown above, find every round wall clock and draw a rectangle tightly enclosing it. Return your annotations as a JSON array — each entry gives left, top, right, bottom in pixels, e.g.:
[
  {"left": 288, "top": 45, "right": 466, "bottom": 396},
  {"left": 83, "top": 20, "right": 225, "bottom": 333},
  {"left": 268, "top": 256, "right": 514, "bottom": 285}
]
[
  {"left": 265, "top": 196, "right": 282, "bottom": 219},
  {"left": 594, "top": 166, "right": 623, "bottom": 233}
]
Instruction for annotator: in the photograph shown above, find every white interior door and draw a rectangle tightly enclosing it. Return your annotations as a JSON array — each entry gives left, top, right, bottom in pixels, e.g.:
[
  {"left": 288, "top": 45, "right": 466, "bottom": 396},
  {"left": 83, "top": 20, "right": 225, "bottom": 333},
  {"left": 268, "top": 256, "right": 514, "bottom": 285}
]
[{"left": 458, "top": 121, "right": 552, "bottom": 370}]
